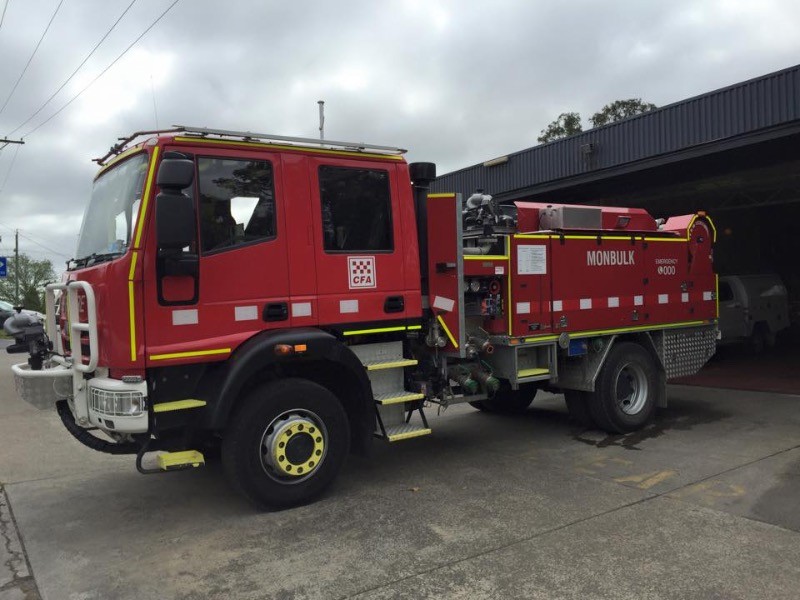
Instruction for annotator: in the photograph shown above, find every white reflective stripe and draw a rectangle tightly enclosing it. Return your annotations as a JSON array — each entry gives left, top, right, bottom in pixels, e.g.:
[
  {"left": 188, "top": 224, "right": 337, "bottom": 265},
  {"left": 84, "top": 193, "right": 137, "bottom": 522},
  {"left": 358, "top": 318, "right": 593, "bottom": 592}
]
[
  {"left": 682, "top": 292, "right": 689, "bottom": 303},
  {"left": 658, "top": 294, "right": 669, "bottom": 304},
  {"left": 339, "top": 299, "right": 359, "bottom": 314},
  {"left": 552, "top": 300, "right": 563, "bottom": 312},
  {"left": 703, "top": 291, "right": 713, "bottom": 301},
  {"left": 172, "top": 309, "right": 198, "bottom": 325},
  {"left": 516, "top": 302, "right": 531, "bottom": 315},
  {"left": 580, "top": 298, "right": 592, "bottom": 310},
  {"left": 634, "top": 295, "right": 644, "bottom": 306},
  {"left": 607, "top": 297, "right": 619, "bottom": 308},
  {"left": 234, "top": 306, "right": 258, "bottom": 321},
  {"left": 291, "top": 302, "right": 312, "bottom": 317}
]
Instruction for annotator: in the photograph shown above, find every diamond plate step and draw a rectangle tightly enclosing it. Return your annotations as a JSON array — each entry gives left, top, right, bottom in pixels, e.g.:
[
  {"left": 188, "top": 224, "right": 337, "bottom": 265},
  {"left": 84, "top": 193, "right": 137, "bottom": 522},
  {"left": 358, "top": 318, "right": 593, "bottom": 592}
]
[
  {"left": 363, "top": 358, "right": 418, "bottom": 371},
  {"left": 380, "top": 423, "right": 432, "bottom": 442},
  {"left": 374, "top": 390, "right": 425, "bottom": 405}
]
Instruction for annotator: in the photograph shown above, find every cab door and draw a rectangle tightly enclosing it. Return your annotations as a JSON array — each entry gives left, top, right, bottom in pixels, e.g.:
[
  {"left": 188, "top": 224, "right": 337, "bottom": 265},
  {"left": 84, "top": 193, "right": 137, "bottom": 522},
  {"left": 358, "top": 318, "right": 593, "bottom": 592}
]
[
  {"left": 308, "top": 159, "right": 409, "bottom": 327},
  {"left": 143, "top": 148, "right": 290, "bottom": 360}
]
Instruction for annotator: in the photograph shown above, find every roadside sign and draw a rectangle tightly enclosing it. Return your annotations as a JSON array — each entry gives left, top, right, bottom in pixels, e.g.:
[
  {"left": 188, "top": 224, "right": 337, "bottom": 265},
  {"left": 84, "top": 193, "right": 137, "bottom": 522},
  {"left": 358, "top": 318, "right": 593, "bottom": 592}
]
[{"left": 0, "top": 257, "right": 6, "bottom": 277}]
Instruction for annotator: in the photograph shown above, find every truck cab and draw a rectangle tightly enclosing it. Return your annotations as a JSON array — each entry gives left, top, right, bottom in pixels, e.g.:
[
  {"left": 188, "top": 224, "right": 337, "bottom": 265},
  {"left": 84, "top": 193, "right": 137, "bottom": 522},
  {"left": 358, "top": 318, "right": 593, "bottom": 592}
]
[{"left": 718, "top": 274, "right": 789, "bottom": 351}]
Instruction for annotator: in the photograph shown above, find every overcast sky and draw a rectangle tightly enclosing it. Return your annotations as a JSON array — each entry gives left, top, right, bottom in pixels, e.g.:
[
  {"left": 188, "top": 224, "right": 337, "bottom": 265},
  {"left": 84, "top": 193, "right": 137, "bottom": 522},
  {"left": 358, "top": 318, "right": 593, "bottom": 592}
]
[{"left": 0, "top": 0, "right": 798, "bottom": 273}]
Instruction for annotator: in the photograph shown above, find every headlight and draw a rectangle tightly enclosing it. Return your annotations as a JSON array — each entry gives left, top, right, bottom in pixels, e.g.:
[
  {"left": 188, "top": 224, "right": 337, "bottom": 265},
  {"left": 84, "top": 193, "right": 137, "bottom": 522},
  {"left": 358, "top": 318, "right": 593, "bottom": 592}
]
[{"left": 90, "top": 388, "right": 146, "bottom": 416}]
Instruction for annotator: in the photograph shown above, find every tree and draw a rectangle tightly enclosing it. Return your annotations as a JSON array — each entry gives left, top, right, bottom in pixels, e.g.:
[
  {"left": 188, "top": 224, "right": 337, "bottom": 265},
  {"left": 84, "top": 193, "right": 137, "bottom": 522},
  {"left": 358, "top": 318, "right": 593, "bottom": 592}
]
[
  {"left": 537, "top": 112, "right": 583, "bottom": 144},
  {"left": 0, "top": 254, "right": 56, "bottom": 312},
  {"left": 589, "top": 98, "right": 657, "bottom": 128}
]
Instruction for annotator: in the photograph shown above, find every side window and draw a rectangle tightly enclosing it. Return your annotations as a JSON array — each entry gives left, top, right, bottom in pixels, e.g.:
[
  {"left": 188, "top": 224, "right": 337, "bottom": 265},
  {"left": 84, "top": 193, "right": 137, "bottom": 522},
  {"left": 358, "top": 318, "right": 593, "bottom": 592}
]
[
  {"left": 197, "top": 157, "right": 276, "bottom": 253},
  {"left": 719, "top": 282, "right": 734, "bottom": 302},
  {"left": 319, "top": 165, "right": 393, "bottom": 252}
]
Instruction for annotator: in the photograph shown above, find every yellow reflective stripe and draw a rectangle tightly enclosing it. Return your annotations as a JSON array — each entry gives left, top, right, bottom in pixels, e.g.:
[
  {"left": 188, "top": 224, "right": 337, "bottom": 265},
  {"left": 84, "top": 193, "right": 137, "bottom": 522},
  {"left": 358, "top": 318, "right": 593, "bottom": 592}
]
[
  {"left": 173, "top": 136, "right": 403, "bottom": 161},
  {"left": 149, "top": 348, "right": 231, "bottom": 361},
  {"left": 507, "top": 254, "right": 513, "bottom": 334},
  {"left": 153, "top": 399, "right": 207, "bottom": 413},
  {"left": 95, "top": 146, "right": 144, "bottom": 177},
  {"left": 514, "top": 234, "right": 550, "bottom": 239},
  {"left": 387, "top": 428, "right": 431, "bottom": 441},
  {"left": 427, "top": 193, "right": 456, "bottom": 198},
  {"left": 568, "top": 320, "right": 708, "bottom": 339},
  {"left": 705, "top": 215, "right": 718, "bottom": 242},
  {"left": 524, "top": 335, "right": 559, "bottom": 343},
  {"left": 128, "top": 250, "right": 138, "bottom": 280},
  {"left": 128, "top": 282, "right": 137, "bottom": 361},
  {"left": 342, "top": 324, "right": 422, "bottom": 336},
  {"left": 643, "top": 237, "right": 684, "bottom": 242},
  {"left": 437, "top": 315, "right": 458, "bottom": 349},
  {"left": 463, "top": 255, "right": 509, "bottom": 261},
  {"left": 133, "top": 147, "right": 160, "bottom": 248}
]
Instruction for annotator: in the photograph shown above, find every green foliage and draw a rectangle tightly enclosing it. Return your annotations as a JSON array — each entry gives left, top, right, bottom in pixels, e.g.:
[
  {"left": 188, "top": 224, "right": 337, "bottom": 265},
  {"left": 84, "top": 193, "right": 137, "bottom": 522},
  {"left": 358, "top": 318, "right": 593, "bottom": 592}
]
[
  {"left": 0, "top": 254, "right": 56, "bottom": 313},
  {"left": 537, "top": 112, "right": 583, "bottom": 144},
  {"left": 589, "top": 98, "right": 657, "bottom": 128}
]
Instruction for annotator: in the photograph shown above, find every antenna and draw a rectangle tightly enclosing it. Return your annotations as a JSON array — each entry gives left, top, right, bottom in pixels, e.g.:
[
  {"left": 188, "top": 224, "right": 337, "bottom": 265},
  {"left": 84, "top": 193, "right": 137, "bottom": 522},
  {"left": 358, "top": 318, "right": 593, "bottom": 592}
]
[{"left": 318, "top": 100, "right": 325, "bottom": 140}]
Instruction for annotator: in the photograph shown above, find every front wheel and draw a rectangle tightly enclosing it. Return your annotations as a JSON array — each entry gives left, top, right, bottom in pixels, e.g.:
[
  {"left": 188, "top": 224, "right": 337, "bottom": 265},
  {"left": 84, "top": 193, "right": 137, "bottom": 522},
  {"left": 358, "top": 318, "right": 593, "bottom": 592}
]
[
  {"left": 222, "top": 378, "right": 350, "bottom": 510},
  {"left": 588, "top": 342, "right": 659, "bottom": 434}
]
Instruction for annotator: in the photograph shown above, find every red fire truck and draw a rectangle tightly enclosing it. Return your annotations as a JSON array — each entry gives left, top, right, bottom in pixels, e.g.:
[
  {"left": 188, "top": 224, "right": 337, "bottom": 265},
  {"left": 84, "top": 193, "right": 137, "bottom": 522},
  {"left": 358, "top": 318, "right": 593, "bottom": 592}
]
[{"left": 7, "top": 126, "right": 718, "bottom": 509}]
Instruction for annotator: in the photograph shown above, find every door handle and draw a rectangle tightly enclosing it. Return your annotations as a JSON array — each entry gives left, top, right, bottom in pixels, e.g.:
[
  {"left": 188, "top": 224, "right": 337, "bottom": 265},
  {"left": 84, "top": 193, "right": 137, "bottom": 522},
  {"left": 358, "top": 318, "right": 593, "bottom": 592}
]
[
  {"left": 384, "top": 295, "right": 404, "bottom": 314},
  {"left": 263, "top": 302, "right": 289, "bottom": 322}
]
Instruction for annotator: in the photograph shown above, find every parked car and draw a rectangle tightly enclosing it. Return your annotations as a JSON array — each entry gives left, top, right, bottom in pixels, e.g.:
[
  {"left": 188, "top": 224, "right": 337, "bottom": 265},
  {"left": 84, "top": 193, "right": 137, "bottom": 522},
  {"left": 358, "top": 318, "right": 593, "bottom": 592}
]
[
  {"left": 0, "top": 300, "right": 44, "bottom": 329},
  {"left": 718, "top": 274, "right": 790, "bottom": 352}
]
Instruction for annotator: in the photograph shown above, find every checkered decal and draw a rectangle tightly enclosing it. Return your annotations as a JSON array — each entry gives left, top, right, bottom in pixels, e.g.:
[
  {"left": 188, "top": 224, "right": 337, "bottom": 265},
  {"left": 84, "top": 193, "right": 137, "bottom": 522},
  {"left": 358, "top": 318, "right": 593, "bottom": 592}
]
[{"left": 348, "top": 256, "right": 376, "bottom": 289}]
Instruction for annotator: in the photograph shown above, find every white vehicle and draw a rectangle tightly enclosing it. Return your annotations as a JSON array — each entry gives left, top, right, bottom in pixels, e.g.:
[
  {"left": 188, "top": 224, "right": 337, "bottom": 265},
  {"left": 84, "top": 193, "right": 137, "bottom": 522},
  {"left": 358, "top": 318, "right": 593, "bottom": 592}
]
[{"left": 718, "top": 274, "right": 789, "bottom": 351}]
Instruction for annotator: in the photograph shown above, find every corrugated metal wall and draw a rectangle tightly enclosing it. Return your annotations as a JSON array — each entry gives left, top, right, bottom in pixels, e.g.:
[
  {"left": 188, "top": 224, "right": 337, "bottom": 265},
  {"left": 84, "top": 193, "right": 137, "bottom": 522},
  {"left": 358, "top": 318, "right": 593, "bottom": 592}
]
[{"left": 431, "top": 65, "right": 800, "bottom": 199}]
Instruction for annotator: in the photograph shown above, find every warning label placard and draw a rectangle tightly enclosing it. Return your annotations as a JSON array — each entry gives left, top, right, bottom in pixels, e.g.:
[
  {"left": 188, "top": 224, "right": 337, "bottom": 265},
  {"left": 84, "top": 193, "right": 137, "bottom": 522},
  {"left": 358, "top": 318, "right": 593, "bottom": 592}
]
[{"left": 348, "top": 256, "right": 376, "bottom": 289}]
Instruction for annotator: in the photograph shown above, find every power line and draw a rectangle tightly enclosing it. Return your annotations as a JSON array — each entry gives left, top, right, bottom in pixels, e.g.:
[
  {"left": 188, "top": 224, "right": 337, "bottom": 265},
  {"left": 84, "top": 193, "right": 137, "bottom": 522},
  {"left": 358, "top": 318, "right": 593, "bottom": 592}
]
[
  {"left": 0, "top": 0, "right": 10, "bottom": 34},
  {"left": 18, "top": 231, "right": 71, "bottom": 258},
  {"left": 23, "top": 0, "right": 180, "bottom": 139},
  {"left": 0, "top": 142, "right": 20, "bottom": 195},
  {"left": 7, "top": 0, "right": 138, "bottom": 137},
  {"left": 0, "top": 0, "right": 66, "bottom": 117}
]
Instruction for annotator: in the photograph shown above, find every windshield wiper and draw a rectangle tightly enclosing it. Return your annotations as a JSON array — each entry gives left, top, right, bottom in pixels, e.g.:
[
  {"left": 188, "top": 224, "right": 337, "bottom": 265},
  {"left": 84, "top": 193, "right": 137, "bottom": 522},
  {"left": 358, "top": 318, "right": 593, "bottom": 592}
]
[{"left": 69, "top": 251, "right": 124, "bottom": 269}]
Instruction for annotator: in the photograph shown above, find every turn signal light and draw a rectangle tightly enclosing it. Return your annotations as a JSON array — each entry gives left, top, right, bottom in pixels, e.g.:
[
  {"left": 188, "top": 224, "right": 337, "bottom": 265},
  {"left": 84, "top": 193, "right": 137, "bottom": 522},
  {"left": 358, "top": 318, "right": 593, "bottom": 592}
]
[{"left": 274, "top": 344, "right": 294, "bottom": 356}]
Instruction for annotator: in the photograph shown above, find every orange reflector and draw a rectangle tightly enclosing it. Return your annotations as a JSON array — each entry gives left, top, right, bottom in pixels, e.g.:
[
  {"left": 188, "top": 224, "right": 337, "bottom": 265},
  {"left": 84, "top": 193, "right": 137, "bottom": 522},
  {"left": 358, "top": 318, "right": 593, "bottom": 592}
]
[
  {"left": 274, "top": 344, "right": 293, "bottom": 356},
  {"left": 293, "top": 344, "right": 307, "bottom": 353}
]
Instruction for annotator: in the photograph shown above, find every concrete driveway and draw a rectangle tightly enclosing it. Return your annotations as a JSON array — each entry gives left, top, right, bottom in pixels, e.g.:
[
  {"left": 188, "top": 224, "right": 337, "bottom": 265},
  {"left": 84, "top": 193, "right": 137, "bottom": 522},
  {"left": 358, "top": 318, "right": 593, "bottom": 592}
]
[{"left": 1, "top": 343, "right": 799, "bottom": 600}]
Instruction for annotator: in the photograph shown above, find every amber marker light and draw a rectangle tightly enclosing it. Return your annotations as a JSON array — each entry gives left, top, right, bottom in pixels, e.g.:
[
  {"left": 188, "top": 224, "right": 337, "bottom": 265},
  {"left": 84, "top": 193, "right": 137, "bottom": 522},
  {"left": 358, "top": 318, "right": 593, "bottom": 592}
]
[
  {"left": 274, "top": 344, "right": 294, "bottom": 356},
  {"left": 293, "top": 344, "right": 307, "bottom": 353}
]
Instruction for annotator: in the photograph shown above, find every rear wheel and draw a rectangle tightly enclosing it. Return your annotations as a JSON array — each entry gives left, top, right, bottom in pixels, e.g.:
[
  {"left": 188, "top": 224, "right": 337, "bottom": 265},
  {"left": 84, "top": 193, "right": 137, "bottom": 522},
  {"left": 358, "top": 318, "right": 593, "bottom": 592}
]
[
  {"left": 470, "top": 381, "right": 536, "bottom": 414},
  {"left": 588, "top": 342, "right": 659, "bottom": 434},
  {"left": 222, "top": 378, "right": 350, "bottom": 510}
]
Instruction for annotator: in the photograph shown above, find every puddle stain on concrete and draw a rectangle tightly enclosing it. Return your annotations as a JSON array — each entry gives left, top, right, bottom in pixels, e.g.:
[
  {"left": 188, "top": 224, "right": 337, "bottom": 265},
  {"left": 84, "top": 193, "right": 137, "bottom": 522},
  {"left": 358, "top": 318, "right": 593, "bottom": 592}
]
[{"left": 571, "top": 402, "right": 731, "bottom": 450}]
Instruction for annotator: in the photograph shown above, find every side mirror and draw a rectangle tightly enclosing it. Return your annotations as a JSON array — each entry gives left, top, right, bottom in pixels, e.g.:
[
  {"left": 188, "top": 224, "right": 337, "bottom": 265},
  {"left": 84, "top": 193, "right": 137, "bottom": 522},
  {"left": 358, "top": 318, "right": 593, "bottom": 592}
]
[
  {"left": 156, "top": 192, "right": 196, "bottom": 250},
  {"left": 157, "top": 158, "right": 194, "bottom": 190}
]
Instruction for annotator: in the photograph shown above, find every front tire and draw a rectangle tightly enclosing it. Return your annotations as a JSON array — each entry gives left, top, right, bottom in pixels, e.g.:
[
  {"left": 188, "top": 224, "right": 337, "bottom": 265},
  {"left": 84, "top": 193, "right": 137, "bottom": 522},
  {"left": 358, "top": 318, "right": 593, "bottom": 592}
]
[
  {"left": 588, "top": 342, "right": 659, "bottom": 434},
  {"left": 222, "top": 378, "right": 350, "bottom": 510}
]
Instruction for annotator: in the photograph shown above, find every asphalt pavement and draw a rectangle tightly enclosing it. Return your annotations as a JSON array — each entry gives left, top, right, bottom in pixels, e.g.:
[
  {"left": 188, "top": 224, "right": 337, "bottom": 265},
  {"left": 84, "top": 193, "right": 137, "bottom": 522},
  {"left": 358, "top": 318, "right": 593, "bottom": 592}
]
[{"left": 1, "top": 343, "right": 799, "bottom": 599}]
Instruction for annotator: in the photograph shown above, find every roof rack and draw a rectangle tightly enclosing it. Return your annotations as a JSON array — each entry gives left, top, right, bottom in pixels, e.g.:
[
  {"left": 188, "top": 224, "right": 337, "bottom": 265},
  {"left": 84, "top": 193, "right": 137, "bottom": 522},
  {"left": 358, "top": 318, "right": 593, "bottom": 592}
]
[{"left": 92, "top": 125, "right": 407, "bottom": 166}]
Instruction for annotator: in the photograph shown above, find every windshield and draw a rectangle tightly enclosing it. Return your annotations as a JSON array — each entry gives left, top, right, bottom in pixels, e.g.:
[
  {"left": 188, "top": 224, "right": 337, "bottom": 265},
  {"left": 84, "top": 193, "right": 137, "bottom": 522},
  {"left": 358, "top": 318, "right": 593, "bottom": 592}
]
[
  {"left": 0, "top": 300, "right": 12, "bottom": 311},
  {"left": 75, "top": 153, "right": 149, "bottom": 262}
]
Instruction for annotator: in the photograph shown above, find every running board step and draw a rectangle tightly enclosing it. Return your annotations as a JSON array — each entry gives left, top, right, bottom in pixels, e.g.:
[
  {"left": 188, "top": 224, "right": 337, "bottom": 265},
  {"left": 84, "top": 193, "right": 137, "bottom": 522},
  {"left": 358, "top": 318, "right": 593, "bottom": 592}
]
[
  {"left": 380, "top": 423, "right": 432, "bottom": 442},
  {"left": 363, "top": 358, "right": 418, "bottom": 371},
  {"left": 375, "top": 390, "right": 425, "bottom": 405},
  {"left": 157, "top": 450, "right": 205, "bottom": 471},
  {"left": 152, "top": 399, "right": 207, "bottom": 413}
]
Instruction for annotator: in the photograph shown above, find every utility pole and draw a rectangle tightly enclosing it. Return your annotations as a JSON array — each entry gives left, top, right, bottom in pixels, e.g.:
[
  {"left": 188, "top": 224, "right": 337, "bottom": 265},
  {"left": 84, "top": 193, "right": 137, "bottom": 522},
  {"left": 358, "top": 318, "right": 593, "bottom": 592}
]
[
  {"left": 318, "top": 100, "right": 325, "bottom": 140},
  {"left": 0, "top": 137, "right": 24, "bottom": 150},
  {"left": 14, "top": 228, "right": 19, "bottom": 306}
]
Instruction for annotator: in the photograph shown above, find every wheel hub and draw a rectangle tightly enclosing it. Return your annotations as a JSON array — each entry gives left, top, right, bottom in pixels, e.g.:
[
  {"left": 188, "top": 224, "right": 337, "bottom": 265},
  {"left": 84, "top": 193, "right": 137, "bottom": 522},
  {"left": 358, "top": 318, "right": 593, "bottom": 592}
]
[
  {"left": 615, "top": 363, "right": 648, "bottom": 415},
  {"left": 261, "top": 413, "right": 326, "bottom": 479}
]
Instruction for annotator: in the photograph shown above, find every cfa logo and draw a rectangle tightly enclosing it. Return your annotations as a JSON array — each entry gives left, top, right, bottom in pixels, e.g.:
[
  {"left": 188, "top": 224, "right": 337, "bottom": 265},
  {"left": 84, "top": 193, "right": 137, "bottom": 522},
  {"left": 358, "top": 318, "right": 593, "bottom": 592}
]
[{"left": 348, "top": 256, "right": 376, "bottom": 289}]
